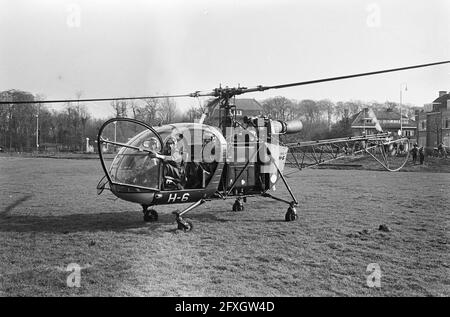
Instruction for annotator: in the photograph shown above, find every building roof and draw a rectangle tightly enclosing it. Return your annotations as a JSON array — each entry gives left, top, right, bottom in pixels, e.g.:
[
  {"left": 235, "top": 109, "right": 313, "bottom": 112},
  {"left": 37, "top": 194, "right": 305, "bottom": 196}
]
[
  {"left": 233, "top": 98, "right": 263, "bottom": 111},
  {"left": 433, "top": 92, "right": 450, "bottom": 105},
  {"left": 373, "top": 109, "right": 405, "bottom": 120},
  {"left": 432, "top": 92, "right": 450, "bottom": 111},
  {"left": 351, "top": 108, "right": 416, "bottom": 129}
]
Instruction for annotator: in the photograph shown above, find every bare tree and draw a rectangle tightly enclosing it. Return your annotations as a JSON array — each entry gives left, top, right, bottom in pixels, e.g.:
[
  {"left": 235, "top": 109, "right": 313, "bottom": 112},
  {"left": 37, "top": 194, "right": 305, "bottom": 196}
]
[
  {"left": 344, "top": 100, "right": 364, "bottom": 117},
  {"left": 141, "top": 98, "right": 159, "bottom": 124},
  {"left": 0, "top": 89, "right": 36, "bottom": 151},
  {"left": 80, "top": 106, "right": 90, "bottom": 149},
  {"left": 129, "top": 100, "right": 140, "bottom": 120},
  {"left": 111, "top": 100, "right": 128, "bottom": 118},
  {"left": 316, "top": 99, "right": 335, "bottom": 130},
  {"left": 157, "top": 97, "right": 177, "bottom": 124},
  {"left": 262, "top": 96, "right": 295, "bottom": 121},
  {"left": 428, "top": 112, "right": 443, "bottom": 146},
  {"left": 298, "top": 99, "right": 320, "bottom": 123}
]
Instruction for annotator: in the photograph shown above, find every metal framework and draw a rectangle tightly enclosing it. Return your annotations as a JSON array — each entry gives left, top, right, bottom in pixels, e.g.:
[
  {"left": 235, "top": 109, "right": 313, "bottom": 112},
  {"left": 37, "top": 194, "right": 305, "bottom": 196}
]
[{"left": 284, "top": 133, "right": 410, "bottom": 172}]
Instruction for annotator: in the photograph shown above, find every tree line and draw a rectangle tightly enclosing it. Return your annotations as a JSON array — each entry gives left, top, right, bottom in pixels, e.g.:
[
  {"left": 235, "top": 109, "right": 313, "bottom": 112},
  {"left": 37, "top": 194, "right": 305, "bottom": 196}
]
[
  {"left": 0, "top": 90, "right": 187, "bottom": 152},
  {"left": 0, "top": 90, "right": 101, "bottom": 152},
  {"left": 0, "top": 89, "right": 418, "bottom": 152},
  {"left": 259, "top": 96, "right": 418, "bottom": 141}
]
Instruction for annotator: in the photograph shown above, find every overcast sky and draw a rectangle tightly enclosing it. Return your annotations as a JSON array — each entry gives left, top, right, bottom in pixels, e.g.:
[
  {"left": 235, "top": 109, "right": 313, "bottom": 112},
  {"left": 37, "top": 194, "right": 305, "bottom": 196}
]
[{"left": 0, "top": 0, "right": 449, "bottom": 118}]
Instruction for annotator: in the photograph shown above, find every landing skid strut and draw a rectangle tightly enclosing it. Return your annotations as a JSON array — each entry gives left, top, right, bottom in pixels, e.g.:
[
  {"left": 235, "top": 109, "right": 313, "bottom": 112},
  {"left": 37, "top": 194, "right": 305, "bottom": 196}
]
[
  {"left": 173, "top": 199, "right": 206, "bottom": 232},
  {"left": 262, "top": 193, "right": 298, "bottom": 222}
]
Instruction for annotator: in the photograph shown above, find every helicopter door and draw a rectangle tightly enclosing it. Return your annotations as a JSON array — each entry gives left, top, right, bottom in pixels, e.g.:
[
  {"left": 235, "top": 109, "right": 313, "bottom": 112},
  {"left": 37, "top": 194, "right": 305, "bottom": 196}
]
[{"left": 98, "top": 118, "right": 163, "bottom": 191}]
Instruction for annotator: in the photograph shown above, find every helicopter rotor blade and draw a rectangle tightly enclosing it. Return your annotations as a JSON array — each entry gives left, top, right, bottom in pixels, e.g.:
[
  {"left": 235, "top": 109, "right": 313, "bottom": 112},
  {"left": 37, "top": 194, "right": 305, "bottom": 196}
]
[
  {"left": 177, "top": 60, "right": 450, "bottom": 98},
  {"left": 1, "top": 60, "right": 448, "bottom": 104},
  {"left": 237, "top": 60, "right": 450, "bottom": 95},
  {"left": 0, "top": 92, "right": 201, "bottom": 105}
]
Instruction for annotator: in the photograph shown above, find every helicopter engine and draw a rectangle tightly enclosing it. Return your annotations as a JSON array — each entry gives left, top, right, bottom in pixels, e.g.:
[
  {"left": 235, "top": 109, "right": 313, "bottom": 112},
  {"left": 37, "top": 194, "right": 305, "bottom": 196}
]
[
  {"left": 243, "top": 117, "right": 303, "bottom": 135},
  {"left": 272, "top": 119, "right": 303, "bottom": 135},
  {"left": 224, "top": 116, "right": 303, "bottom": 196}
]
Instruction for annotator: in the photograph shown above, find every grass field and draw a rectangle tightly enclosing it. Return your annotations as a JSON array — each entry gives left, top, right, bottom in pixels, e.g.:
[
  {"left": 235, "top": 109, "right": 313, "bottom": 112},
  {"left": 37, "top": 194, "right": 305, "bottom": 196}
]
[{"left": 0, "top": 156, "right": 449, "bottom": 296}]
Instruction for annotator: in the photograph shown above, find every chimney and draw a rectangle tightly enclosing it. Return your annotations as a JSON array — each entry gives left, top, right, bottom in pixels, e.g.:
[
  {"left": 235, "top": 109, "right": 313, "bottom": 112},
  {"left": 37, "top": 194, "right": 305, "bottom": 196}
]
[
  {"left": 439, "top": 91, "right": 447, "bottom": 97},
  {"left": 363, "top": 107, "right": 369, "bottom": 117}
]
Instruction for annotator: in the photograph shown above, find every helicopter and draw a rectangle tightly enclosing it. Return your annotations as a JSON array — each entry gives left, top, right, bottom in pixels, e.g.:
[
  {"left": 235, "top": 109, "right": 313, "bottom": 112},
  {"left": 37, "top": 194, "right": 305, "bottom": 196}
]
[
  {"left": 1, "top": 61, "right": 448, "bottom": 231},
  {"left": 93, "top": 61, "right": 448, "bottom": 231}
]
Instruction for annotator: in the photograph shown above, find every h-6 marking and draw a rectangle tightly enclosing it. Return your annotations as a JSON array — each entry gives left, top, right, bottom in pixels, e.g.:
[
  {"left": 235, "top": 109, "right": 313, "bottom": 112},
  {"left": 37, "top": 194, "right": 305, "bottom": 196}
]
[{"left": 168, "top": 193, "right": 190, "bottom": 203}]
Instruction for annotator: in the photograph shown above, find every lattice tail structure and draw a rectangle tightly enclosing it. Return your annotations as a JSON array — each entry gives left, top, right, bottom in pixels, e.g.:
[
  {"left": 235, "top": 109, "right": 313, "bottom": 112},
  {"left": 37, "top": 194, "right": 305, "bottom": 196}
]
[{"left": 284, "top": 133, "right": 411, "bottom": 172}]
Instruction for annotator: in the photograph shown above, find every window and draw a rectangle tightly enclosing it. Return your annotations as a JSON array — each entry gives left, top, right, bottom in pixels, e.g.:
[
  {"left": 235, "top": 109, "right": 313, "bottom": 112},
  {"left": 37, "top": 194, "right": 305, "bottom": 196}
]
[
  {"left": 380, "top": 119, "right": 400, "bottom": 124},
  {"left": 110, "top": 129, "right": 162, "bottom": 189}
]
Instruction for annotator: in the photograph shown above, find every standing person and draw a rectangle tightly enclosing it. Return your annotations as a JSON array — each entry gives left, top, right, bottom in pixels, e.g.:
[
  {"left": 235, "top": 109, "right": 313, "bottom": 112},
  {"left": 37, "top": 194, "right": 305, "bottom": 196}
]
[
  {"left": 419, "top": 146, "right": 425, "bottom": 165},
  {"left": 411, "top": 143, "right": 418, "bottom": 164},
  {"left": 438, "top": 142, "right": 447, "bottom": 158}
]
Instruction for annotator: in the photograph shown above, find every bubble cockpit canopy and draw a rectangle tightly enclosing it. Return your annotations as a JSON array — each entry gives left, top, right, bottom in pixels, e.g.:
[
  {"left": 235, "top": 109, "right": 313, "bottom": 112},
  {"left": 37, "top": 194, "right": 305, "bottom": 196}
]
[{"left": 98, "top": 119, "right": 225, "bottom": 191}]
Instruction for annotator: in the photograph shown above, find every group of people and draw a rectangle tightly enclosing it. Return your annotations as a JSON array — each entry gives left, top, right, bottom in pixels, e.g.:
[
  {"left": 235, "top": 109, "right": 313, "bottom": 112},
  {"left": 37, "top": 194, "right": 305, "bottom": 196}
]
[
  {"left": 411, "top": 142, "right": 449, "bottom": 165},
  {"left": 436, "top": 142, "right": 448, "bottom": 158},
  {"left": 410, "top": 143, "right": 425, "bottom": 165}
]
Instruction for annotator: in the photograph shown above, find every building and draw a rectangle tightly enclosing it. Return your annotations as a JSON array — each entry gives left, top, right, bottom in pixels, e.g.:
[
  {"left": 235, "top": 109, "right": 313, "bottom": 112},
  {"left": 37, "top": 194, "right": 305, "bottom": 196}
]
[
  {"left": 39, "top": 142, "right": 61, "bottom": 152},
  {"left": 351, "top": 107, "right": 416, "bottom": 137},
  {"left": 415, "top": 90, "right": 450, "bottom": 149}
]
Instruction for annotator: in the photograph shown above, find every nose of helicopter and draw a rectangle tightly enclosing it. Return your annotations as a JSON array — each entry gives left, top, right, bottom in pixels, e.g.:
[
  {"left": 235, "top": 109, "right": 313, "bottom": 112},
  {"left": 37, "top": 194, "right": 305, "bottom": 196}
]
[{"left": 110, "top": 184, "right": 157, "bottom": 205}]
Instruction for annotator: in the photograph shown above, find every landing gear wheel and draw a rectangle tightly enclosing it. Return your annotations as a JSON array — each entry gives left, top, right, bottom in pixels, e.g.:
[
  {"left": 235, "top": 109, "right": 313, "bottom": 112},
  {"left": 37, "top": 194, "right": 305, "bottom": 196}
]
[
  {"left": 143, "top": 209, "right": 158, "bottom": 222},
  {"left": 285, "top": 206, "right": 298, "bottom": 222},
  {"left": 232, "top": 201, "right": 244, "bottom": 212},
  {"left": 177, "top": 218, "right": 193, "bottom": 232}
]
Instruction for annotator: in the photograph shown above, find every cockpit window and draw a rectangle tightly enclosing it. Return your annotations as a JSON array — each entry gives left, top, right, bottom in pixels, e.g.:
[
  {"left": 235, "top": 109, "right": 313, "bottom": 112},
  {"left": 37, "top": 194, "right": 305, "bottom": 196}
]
[
  {"left": 104, "top": 122, "right": 223, "bottom": 191},
  {"left": 109, "top": 130, "right": 162, "bottom": 189}
]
